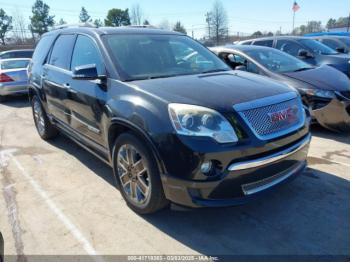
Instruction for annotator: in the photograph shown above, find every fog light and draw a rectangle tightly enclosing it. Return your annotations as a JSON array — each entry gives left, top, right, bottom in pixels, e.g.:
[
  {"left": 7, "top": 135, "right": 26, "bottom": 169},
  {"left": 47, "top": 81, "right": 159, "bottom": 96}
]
[{"left": 201, "top": 161, "right": 213, "bottom": 174}]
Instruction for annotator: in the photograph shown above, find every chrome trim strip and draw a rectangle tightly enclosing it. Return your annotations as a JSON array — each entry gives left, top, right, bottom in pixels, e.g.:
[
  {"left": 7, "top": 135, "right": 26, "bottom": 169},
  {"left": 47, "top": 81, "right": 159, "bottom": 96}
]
[
  {"left": 233, "top": 92, "right": 297, "bottom": 112},
  {"left": 241, "top": 162, "right": 305, "bottom": 195},
  {"left": 228, "top": 134, "right": 311, "bottom": 171}
]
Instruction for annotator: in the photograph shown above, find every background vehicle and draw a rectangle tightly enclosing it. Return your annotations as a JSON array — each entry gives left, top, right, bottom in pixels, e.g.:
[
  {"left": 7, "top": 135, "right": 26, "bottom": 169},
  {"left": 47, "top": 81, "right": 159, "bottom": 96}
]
[
  {"left": 0, "top": 49, "right": 34, "bottom": 59},
  {"left": 29, "top": 26, "right": 310, "bottom": 214},
  {"left": 211, "top": 45, "right": 350, "bottom": 132},
  {"left": 237, "top": 36, "right": 350, "bottom": 77},
  {"left": 310, "top": 36, "right": 350, "bottom": 54},
  {"left": 0, "top": 58, "right": 31, "bottom": 102}
]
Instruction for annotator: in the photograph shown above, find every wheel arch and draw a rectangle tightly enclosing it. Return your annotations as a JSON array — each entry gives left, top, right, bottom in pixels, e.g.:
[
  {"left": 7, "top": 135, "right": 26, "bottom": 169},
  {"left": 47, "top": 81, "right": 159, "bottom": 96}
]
[{"left": 107, "top": 118, "right": 166, "bottom": 175}]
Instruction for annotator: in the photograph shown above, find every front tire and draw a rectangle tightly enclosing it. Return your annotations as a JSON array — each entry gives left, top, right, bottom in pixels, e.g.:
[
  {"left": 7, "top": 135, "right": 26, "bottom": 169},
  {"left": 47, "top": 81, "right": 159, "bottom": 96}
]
[
  {"left": 31, "top": 95, "right": 59, "bottom": 140},
  {"left": 113, "top": 133, "right": 168, "bottom": 214}
]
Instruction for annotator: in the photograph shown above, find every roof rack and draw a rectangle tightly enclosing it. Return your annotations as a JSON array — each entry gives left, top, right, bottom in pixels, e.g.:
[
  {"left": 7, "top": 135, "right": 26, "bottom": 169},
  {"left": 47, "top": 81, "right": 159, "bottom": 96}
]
[
  {"left": 122, "top": 25, "right": 158, "bottom": 29},
  {"left": 52, "top": 22, "right": 96, "bottom": 30}
]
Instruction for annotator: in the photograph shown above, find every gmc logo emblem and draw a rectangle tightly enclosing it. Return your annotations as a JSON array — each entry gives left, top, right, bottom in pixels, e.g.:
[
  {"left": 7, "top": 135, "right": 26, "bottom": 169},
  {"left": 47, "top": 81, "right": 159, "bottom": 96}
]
[{"left": 268, "top": 106, "right": 298, "bottom": 124}]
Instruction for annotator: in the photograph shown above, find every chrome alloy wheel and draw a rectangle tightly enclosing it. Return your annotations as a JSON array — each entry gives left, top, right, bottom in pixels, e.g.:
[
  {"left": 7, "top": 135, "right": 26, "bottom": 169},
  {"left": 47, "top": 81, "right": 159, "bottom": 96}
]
[
  {"left": 117, "top": 144, "right": 151, "bottom": 206},
  {"left": 33, "top": 99, "right": 45, "bottom": 136}
]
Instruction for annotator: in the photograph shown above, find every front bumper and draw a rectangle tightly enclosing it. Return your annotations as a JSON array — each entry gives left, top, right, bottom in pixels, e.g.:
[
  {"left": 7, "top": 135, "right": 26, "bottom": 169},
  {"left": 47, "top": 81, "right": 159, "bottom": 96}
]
[
  {"left": 161, "top": 134, "right": 310, "bottom": 208},
  {"left": 312, "top": 97, "right": 350, "bottom": 131},
  {"left": 0, "top": 82, "right": 28, "bottom": 96}
]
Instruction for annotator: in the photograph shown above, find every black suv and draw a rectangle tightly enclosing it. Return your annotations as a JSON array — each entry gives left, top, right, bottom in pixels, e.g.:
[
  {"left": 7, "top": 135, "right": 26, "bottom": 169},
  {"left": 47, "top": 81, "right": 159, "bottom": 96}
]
[
  {"left": 238, "top": 36, "right": 350, "bottom": 77},
  {"left": 28, "top": 26, "right": 311, "bottom": 214}
]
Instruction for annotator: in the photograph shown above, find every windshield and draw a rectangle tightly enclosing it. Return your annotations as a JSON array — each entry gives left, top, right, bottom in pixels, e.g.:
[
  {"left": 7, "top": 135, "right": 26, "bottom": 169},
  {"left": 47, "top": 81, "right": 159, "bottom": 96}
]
[
  {"left": 339, "top": 37, "right": 350, "bottom": 47},
  {"left": 245, "top": 48, "right": 313, "bottom": 73},
  {"left": 103, "top": 34, "right": 230, "bottom": 81},
  {"left": 299, "top": 39, "right": 338, "bottom": 55},
  {"left": 0, "top": 59, "right": 30, "bottom": 70}
]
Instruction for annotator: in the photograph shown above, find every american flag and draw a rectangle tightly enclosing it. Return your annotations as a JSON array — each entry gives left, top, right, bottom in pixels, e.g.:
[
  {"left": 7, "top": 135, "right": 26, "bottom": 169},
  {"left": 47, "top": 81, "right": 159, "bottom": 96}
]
[{"left": 292, "top": 1, "right": 300, "bottom": 12}]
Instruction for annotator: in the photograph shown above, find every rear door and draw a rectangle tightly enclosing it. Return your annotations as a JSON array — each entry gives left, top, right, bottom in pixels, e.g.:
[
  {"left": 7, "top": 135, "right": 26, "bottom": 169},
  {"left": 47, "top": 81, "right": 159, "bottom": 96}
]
[
  {"left": 42, "top": 34, "right": 76, "bottom": 125},
  {"left": 67, "top": 34, "right": 107, "bottom": 146}
]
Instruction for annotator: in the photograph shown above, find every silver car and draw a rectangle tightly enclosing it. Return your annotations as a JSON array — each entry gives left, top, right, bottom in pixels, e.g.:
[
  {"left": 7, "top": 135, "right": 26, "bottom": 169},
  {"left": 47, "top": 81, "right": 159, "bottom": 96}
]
[{"left": 0, "top": 58, "right": 30, "bottom": 102}]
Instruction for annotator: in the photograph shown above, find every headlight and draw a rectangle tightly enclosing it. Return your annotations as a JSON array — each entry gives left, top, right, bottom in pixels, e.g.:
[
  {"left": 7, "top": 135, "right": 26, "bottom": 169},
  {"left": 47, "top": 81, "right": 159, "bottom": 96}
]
[
  {"left": 300, "top": 88, "right": 336, "bottom": 99},
  {"left": 168, "top": 103, "right": 238, "bottom": 143}
]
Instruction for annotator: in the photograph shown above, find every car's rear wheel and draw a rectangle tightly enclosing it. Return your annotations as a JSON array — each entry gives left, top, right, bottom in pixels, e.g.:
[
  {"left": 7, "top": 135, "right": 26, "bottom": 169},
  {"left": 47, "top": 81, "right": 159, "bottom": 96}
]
[
  {"left": 31, "top": 95, "right": 59, "bottom": 140},
  {"left": 113, "top": 133, "right": 168, "bottom": 214}
]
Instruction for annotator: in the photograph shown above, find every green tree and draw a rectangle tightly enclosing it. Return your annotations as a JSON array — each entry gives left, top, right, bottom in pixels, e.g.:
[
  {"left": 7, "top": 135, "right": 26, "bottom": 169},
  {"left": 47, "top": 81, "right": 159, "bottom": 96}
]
[
  {"left": 58, "top": 18, "right": 66, "bottom": 25},
  {"left": 104, "top": 8, "right": 130, "bottom": 27},
  {"left": 79, "top": 7, "right": 91, "bottom": 23},
  {"left": 173, "top": 21, "right": 187, "bottom": 34},
  {"left": 252, "top": 31, "right": 263, "bottom": 37},
  {"left": 93, "top": 19, "right": 103, "bottom": 27},
  {"left": 0, "top": 8, "right": 12, "bottom": 45},
  {"left": 29, "top": 0, "right": 54, "bottom": 36},
  {"left": 326, "top": 18, "right": 336, "bottom": 29},
  {"left": 143, "top": 19, "right": 150, "bottom": 25}
]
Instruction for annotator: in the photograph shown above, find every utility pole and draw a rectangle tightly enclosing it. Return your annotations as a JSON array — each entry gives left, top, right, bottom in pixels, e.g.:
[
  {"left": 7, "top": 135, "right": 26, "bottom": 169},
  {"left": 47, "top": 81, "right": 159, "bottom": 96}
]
[
  {"left": 205, "top": 12, "right": 212, "bottom": 40},
  {"left": 347, "top": 11, "right": 350, "bottom": 32}
]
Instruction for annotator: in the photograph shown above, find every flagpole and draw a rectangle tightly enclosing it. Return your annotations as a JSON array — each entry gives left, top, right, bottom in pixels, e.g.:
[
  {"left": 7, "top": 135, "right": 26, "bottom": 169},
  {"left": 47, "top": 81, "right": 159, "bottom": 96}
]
[{"left": 292, "top": 11, "right": 295, "bottom": 34}]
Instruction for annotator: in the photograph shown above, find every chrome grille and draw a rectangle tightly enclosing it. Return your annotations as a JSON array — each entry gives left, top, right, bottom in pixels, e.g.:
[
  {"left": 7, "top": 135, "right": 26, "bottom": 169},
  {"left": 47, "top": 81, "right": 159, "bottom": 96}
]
[{"left": 239, "top": 97, "right": 304, "bottom": 139}]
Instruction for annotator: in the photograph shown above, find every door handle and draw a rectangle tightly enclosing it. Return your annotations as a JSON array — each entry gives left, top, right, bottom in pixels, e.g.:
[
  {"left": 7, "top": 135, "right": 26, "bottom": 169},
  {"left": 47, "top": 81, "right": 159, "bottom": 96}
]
[{"left": 63, "top": 83, "right": 77, "bottom": 94}]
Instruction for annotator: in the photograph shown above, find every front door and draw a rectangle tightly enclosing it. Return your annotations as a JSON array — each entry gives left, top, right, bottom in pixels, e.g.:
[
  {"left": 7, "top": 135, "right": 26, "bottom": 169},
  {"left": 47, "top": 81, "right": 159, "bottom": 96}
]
[{"left": 66, "top": 34, "right": 108, "bottom": 146}]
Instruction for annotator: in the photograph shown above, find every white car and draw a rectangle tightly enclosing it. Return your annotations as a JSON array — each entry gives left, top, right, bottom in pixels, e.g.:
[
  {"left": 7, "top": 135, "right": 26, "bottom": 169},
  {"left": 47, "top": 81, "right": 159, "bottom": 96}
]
[{"left": 0, "top": 58, "right": 31, "bottom": 102}]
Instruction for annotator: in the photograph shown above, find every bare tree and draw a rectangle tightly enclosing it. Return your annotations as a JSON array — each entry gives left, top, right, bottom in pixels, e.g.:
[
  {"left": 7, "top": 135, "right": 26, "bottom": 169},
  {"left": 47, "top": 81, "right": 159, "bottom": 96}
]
[
  {"left": 11, "top": 8, "right": 27, "bottom": 44},
  {"left": 209, "top": 0, "right": 228, "bottom": 45},
  {"left": 130, "top": 4, "right": 143, "bottom": 25}
]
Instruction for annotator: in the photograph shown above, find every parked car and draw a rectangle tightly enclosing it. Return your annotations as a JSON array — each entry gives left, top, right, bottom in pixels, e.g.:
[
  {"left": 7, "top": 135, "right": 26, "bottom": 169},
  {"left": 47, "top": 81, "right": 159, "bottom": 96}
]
[
  {"left": 211, "top": 45, "right": 350, "bottom": 132},
  {"left": 237, "top": 36, "right": 350, "bottom": 77},
  {"left": 0, "top": 49, "right": 34, "bottom": 59},
  {"left": 0, "top": 58, "right": 31, "bottom": 102},
  {"left": 28, "top": 25, "right": 311, "bottom": 214},
  {"left": 310, "top": 36, "right": 350, "bottom": 54}
]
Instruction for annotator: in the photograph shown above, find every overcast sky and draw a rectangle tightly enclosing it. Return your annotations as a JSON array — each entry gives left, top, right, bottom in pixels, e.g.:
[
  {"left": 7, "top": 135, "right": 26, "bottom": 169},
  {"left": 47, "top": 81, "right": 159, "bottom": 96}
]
[{"left": 1, "top": 0, "right": 349, "bottom": 38}]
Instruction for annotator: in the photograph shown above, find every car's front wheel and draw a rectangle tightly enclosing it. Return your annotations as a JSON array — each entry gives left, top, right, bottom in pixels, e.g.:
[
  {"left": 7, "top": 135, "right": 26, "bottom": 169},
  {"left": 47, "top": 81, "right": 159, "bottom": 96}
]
[
  {"left": 31, "top": 95, "right": 59, "bottom": 140},
  {"left": 113, "top": 133, "right": 168, "bottom": 214}
]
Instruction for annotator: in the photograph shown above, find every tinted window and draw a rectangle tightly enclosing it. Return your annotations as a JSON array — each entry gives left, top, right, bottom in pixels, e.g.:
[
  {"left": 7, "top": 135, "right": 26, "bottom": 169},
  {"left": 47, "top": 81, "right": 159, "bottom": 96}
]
[
  {"left": 321, "top": 39, "right": 341, "bottom": 50},
  {"left": 253, "top": 40, "right": 273, "bottom": 47},
  {"left": 104, "top": 34, "right": 229, "bottom": 81},
  {"left": 242, "top": 41, "right": 252, "bottom": 45},
  {"left": 339, "top": 37, "right": 350, "bottom": 47},
  {"left": 276, "top": 40, "right": 303, "bottom": 56},
  {"left": 0, "top": 50, "right": 33, "bottom": 59},
  {"left": 245, "top": 48, "right": 313, "bottom": 73},
  {"left": 0, "top": 59, "right": 30, "bottom": 70},
  {"left": 32, "top": 35, "right": 55, "bottom": 63},
  {"left": 298, "top": 39, "right": 338, "bottom": 55},
  {"left": 71, "top": 35, "right": 103, "bottom": 74},
  {"left": 49, "top": 34, "right": 76, "bottom": 70},
  {"left": 228, "top": 54, "right": 260, "bottom": 74}
]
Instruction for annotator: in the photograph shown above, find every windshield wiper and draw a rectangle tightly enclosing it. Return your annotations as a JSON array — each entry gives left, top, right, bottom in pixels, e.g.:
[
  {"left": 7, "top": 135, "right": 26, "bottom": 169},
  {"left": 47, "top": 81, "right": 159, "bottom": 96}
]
[
  {"left": 293, "top": 67, "right": 312, "bottom": 72},
  {"left": 201, "top": 69, "right": 230, "bottom": 74}
]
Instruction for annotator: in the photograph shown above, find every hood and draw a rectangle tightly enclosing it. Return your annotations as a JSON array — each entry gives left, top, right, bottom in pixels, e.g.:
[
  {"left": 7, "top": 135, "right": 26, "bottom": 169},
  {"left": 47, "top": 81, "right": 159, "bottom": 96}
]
[
  {"left": 282, "top": 65, "right": 350, "bottom": 91},
  {"left": 132, "top": 71, "right": 295, "bottom": 112},
  {"left": 316, "top": 53, "right": 350, "bottom": 65}
]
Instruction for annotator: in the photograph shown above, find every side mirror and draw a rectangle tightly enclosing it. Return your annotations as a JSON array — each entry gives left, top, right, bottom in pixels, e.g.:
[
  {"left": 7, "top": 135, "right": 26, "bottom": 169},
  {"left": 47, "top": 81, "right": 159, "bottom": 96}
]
[
  {"left": 336, "top": 47, "right": 346, "bottom": 53},
  {"left": 72, "top": 64, "right": 103, "bottom": 80},
  {"left": 298, "top": 49, "right": 313, "bottom": 58},
  {"left": 235, "top": 65, "right": 247, "bottom": 71}
]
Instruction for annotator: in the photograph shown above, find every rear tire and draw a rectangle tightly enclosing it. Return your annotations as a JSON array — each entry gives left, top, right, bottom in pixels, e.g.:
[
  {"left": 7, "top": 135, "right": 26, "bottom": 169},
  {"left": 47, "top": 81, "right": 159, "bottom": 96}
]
[
  {"left": 113, "top": 133, "right": 169, "bottom": 214},
  {"left": 31, "top": 95, "right": 59, "bottom": 140}
]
